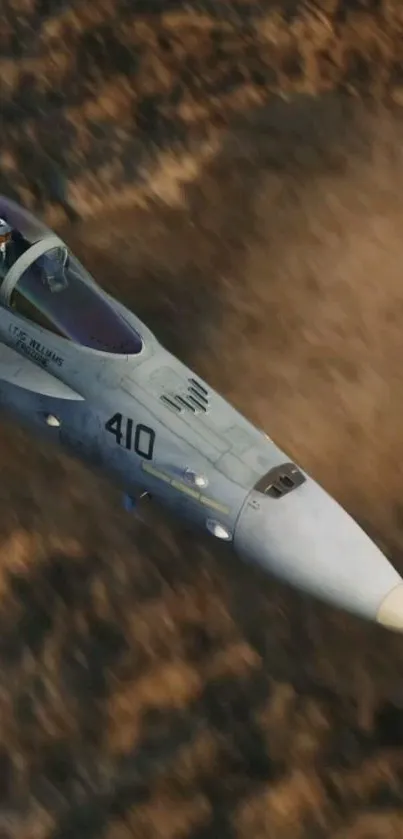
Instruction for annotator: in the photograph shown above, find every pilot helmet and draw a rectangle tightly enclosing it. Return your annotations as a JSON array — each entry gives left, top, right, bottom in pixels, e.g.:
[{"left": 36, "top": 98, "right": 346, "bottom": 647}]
[{"left": 0, "top": 219, "right": 12, "bottom": 247}]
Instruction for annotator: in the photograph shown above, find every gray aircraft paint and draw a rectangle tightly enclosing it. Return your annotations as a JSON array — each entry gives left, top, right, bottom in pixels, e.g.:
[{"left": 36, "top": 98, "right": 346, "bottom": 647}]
[{"left": 0, "top": 194, "right": 402, "bottom": 629}]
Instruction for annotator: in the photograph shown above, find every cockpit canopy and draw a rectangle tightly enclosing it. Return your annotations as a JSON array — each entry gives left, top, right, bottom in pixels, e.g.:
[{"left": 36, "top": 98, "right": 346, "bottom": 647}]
[{"left": 0, "top": 196, "right": 143, "bottom": 355}]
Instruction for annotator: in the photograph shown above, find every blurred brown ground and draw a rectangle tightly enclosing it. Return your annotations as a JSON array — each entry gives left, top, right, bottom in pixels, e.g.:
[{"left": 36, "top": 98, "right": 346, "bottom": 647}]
[{"left": 3, "top": 1, "right": 403, "bottom": 838}]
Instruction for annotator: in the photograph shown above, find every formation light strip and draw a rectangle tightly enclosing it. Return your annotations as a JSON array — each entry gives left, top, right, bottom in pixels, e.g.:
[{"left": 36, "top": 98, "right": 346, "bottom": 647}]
[{"left": 141, "top": 461, "right": 230, "bottom": 514}]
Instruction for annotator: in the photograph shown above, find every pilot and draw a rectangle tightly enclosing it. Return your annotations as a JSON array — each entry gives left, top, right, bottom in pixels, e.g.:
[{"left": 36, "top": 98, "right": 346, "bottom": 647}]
[
  {"left": 0, "top": 219, "right": 12, "bottom": 278},
  {"left": 0, "top": 217, "right": 30, "bottom": 279}
]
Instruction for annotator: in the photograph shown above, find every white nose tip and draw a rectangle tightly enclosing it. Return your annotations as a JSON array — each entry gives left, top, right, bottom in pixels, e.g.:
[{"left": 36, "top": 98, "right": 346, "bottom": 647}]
[{"left": 377, "top": 584, "right": 403, "bottom": 631}]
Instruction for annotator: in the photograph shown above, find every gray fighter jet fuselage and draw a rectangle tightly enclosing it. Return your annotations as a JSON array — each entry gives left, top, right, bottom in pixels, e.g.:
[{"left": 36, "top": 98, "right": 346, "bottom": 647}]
[{"left": 0, "top": 194, "right": 402, "bottom": 631}]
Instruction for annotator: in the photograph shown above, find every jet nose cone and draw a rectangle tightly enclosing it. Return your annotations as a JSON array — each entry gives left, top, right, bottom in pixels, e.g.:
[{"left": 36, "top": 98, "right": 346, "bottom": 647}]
[
  {"left": 377, "top": 584, "right": 403, "bottom": 631},
  {"left": 234, "top": 477, "right": 403, "bottom": 625}
]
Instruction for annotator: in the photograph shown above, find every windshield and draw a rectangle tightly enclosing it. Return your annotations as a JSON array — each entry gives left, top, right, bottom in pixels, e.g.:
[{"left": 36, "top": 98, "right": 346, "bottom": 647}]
[
  {"left": 10, "top": 247, "right": 143, "bottom": 355},
  {"left": 0, "top": 196, "right": 143, "bottom": 355}
]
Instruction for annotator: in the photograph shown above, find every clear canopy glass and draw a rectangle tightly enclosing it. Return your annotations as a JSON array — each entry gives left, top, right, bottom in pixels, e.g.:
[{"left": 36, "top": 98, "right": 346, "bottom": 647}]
[{"left": 0, "top": 196, "right": 143, "bottom": 355}]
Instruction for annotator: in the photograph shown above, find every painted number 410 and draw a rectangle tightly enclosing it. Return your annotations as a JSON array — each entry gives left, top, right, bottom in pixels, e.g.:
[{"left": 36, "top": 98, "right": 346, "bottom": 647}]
[{"left": 105, "top": 413, "right": 155, "bottom": 460}]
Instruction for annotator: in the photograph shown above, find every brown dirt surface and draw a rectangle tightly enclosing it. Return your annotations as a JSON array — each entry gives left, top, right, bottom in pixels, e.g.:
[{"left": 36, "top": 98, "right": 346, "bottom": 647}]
[
  {"left": 3, "top": 2, "right": 403, "bottom": 839},
  {"left": 2, "top": 0, "right": 403, "bottom": 221}
]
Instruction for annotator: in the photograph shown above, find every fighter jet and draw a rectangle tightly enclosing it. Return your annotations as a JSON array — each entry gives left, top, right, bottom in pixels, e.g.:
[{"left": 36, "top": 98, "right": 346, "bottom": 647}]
[{"left": 0, "top": 194, "right": 401, "bottom": 631}]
